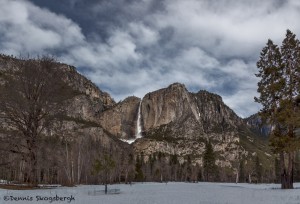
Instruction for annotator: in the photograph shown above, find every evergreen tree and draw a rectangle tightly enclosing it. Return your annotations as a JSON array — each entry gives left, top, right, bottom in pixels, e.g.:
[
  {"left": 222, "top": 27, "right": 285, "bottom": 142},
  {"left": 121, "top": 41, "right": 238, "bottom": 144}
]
[
  {"left": 92, "top": 154, "right": 116, "bottom": 194},
  {"left": 255, "top": 39, "right": 284, "bottom": 125},
  {"left": 279, "top": 30, "right": 300, "bottom": 136},
  {"left": 255, "top": 30, "right": 300, "bottom": 189},
  {"left": 275, "top": 30, "right": 300, "bottom": 189},
  {"left": 255, "top": 156, "right": 262, "bottom": 183},
  {"left": 274, "top": 157, "right": 281, "bottom": 183},
  {"left": 135, "top": 154, "right": 144, "bottom": 182},
  {"left": 281, "top": 30, "right": 300, "bottom": 128},
  {"left": 203, "top": 141, "right": 217, "bottom": 181},
  {"left": 169, "top": 154, "right": 178, "bottom": 181},
  {"left": 281, "top": 30, "right": 300, "bottom": 111},
  {"left": 239, "top": 159, "right": 245, "bottom": 183},
  {"left": 186, "top": 155, "right": 192, "bottom": 182},
  {"left": 293, "top": 152, "right": 300, "bottom": 182}
]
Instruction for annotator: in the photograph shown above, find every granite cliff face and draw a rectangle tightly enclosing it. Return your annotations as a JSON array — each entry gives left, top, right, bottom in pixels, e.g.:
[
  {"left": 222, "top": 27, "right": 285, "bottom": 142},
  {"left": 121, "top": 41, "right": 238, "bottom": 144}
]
[
  {"left": 141, "top": 83, "right": 197, "bottom": 132},
  {"left": 99, "top": 96, "right": 140, "bottom": 139},
  {"left": 129, "top": 83, "right": 247, "bottom": 167},
  {"left": 140, "top": 83, "right": 243, "bottom": 136}
]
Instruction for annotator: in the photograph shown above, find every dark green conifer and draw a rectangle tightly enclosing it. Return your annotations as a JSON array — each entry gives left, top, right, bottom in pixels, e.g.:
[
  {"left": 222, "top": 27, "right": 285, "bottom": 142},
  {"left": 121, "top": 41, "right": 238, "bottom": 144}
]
[
  {"left": 203, "top": 141, "right": 217, "bottom": 181},
  {"left": 255, "top": 30, "right": 300, "bottom": 189}
]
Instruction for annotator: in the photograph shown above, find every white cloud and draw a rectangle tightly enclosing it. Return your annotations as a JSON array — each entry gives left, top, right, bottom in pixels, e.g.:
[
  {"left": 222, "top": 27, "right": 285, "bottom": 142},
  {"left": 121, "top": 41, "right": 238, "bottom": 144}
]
[
  {"left": 0, "top": 0, "right": 84, "bottom": 55},
  {"left": 178, "top": 47, "right": 219, "bottom": 69},
  {"left": 108, "top": 30, "right": 141, "bottom": 63},
  {"left": 223, "top": 88, "right": 262, "bottom": 118},
  {"left": 2, "top": 0, "right": 300, "bottom": 117},
  {"left": 129, "top": 22, "right": 159, "bottom": 46},
  {"left": 154, "top": 0, "right": 300, "bottom": 58}
]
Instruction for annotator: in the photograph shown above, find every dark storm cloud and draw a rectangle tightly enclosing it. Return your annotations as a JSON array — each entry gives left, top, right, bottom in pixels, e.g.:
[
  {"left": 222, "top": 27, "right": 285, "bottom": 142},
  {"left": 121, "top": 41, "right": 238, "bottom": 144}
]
[
  {"left": 29, "top": 0, "right": 165, "bottom": 40},
  {"left": 1, "top": 0, "right": 300, "bottom": 117}
]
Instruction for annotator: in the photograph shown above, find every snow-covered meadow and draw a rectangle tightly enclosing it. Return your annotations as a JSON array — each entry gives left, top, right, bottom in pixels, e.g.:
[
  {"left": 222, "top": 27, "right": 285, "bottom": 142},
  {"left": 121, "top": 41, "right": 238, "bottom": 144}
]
[{"left": 1, "top": 182, "right": 300, "bottom": 204}]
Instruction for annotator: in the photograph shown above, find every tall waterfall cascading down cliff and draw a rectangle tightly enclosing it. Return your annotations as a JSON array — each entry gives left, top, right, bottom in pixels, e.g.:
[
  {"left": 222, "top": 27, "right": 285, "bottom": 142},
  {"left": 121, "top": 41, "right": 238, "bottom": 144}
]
[
  {"left": 120, "top": 100, "right": 143, "bottom": 144},
  {"left": 136, "top": 101, "right": 142, "bottom": 139}
]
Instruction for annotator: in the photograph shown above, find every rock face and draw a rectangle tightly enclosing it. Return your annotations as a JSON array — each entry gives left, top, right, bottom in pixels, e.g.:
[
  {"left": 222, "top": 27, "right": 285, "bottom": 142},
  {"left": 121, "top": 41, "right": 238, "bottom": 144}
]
[
  {"left": 194, "top": 90, "right": 243, "bottom": 133},
  {"left": 244, "top": 114, "right": 271, "bottom": 137},
  {"left": 99, "top": 96, "right": 140, "bottom": 139},
  {"left": 0, "top": 55, "right": 116, "bottom": 125},
  {"left": 141, "top": 83, "right": 196, "bottom": 131},
  {"left": 140, "top": 83, "right": 243, "bottom": 136},
  {"left": 58, "top": 64, "right": 115, "bottom": 110},
  {"left": 129, "top": 83, "right": 247, "bottom": 167},
  {"left": 0, "top": 55, "right": 127, "bottom": 151}
]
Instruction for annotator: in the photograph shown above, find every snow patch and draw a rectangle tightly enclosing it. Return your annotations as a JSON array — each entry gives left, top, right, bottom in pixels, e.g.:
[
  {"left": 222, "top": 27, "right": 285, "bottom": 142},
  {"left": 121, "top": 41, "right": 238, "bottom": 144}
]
[
  {"left": 1, "top": 182, "right": 300, "bottom": 204},
  {"left": 265, "top": 152, "right": 271, "bottom": 157},
  {"left": 247, "top": 136, "right": 254, "bottom": 143},
  {"left": 120, "top": 138, "right": 136, "bottom": 144}
]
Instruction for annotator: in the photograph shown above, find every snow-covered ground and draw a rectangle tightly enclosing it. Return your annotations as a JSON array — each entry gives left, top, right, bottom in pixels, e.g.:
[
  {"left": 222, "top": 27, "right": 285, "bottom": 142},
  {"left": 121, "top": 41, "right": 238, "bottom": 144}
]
[{"left": 1, "top": 182, "right": 300, "bottom": 204}]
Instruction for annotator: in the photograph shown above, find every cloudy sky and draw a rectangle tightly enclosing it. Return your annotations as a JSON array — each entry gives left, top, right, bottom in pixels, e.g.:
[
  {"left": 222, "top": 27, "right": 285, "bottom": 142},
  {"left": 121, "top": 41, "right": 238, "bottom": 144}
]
[{"left": 1, "top": 0, "right": 300, "bottom": 117}]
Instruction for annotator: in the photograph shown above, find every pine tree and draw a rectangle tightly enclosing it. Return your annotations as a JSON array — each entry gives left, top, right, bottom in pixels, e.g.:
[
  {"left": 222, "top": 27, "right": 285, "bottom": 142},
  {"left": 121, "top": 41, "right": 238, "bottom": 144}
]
[
  {"left": 279, "top": 30, "right": 300, "bottom": 132},
  {"left": 294, "top": 153, "right": 300, "bottom": 182},
  {"left": 275, "top": 30, "right": 300, "bottom": 189},
  {"left": 255, "top": 39, "right": 284, "bottom": 125},
  {"left": 203, "top": 141, "right": 217, "bottom": 181},
  {"left": 135, "top": 154, "right": 144, "bottom": 182},
  {"left": 239, "top": 159, "right": 245, "bottom": 183},
  {"left": 255, "top": 156, "right": 262, "bottom": 183},
  {"left": 255, "top": 30, "right": 300, "bottom": 189},
  {"left": 92, "top": 154, "right": 116, "bottom": 194},
  {"left": 274, "top": 157, "right": 281, "bottom": 183}
]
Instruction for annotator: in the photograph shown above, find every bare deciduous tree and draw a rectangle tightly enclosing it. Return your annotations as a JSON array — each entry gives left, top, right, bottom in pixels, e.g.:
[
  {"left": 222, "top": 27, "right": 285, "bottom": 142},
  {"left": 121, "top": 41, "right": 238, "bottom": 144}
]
[{"left": 0, "top": 57, "right": 70, "bottom": 185}]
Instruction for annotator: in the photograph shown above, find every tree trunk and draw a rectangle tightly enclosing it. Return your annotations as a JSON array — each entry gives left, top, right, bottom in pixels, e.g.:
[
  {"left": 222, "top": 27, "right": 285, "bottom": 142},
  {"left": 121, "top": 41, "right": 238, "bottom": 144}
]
[
  {"left": 105, "top": 184, "right": 108, "bottom": 194},
  {"left": 280, "top": 152, "right": 294, "bottom": 189},
  {"left": 28, "top": 139, "right": 38, "bottom": 186},
  {"left": 77, "top": 140, "right": 83, "bottom": 184},
  {"left": 235, "top": 170, "right": 239, "bottom": 184},
  {"left": 105, "top": 173, "right": 108, "bottom": 194},
  {"left": 125, "top": 170, "right": 128, "bottom": 184},
  {"left": 287, "top": 152, "right": 294, "bottom": 189},
  {"left": 29, "top": 152, "right": 37, "bottom": 186},
  {"left": 64, "top": 142, "right": 72, "bottom": 185},
  {"left": 71, "top": 160, "right": 74, "bottom": 184}
]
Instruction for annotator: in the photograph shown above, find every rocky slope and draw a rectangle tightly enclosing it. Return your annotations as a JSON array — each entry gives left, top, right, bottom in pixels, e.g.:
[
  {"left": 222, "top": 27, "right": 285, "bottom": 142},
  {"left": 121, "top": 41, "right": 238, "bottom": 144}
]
[{"left": 0, "top": 54, "right": 127, "bottom": 150}]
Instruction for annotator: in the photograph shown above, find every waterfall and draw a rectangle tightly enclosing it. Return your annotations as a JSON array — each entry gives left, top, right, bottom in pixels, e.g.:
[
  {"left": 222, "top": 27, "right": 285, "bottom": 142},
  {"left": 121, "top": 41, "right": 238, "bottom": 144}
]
[
  {"left": 136, "top": 101, "right": 142, "bottom": 138},
  {"left": 120, "top": 101, "right": 143, "bottom": 144},
  {"left": 195, "top": 96, "right": 201, "bottom": 117}
]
